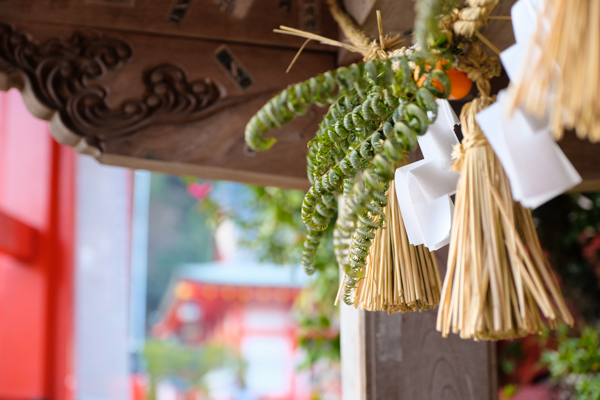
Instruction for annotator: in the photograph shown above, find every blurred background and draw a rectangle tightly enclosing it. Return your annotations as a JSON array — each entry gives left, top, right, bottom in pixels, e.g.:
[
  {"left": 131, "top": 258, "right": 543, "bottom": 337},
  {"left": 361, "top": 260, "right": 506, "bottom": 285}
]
[{"left": 0, "top": 88, "right": 341, "bottom": 400}]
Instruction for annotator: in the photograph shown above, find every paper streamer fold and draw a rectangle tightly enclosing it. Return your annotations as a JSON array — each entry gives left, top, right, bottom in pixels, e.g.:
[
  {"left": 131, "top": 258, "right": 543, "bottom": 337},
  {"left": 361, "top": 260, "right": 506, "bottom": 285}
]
[
  {"left": 476, "top": 91, "right": 581, "bottom": 209},
  {"left": 394, "top": 99, "right": 460, "bottom": 250},
  {"left": 477, "top": 0, "right": 581, "bottom": 209}
]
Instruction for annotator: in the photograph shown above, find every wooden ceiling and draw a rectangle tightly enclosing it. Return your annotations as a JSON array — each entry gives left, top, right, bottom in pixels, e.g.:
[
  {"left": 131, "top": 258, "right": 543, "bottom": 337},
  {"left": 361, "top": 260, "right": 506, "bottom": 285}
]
[{"left": 0, "top": 0, "right": 598, "bottom": 190}]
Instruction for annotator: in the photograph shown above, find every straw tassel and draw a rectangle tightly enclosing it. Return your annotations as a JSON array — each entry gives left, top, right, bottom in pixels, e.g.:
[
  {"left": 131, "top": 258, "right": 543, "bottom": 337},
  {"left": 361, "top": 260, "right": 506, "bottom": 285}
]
[
  {"left": 336, "top": 173, "right": 442, "bottom": 314},
  {"left": 436, "top": 96, "right": 574, "bottom": 340},
  {"left": 509, "top": 0, "right": 600, "bottom": 142}
]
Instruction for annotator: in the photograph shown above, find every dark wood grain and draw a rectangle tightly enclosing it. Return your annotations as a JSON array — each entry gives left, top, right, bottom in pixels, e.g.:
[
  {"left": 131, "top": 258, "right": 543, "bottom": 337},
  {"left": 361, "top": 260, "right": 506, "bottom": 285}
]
[
  {"left": 559, "top": 131, "right": 600, "bottom": 192},
  {"left": 0, "top": 0, "right": 337, "bottom": 50},
  {"left": 363, "top": 248, "right": 497, "bottom": 400}
]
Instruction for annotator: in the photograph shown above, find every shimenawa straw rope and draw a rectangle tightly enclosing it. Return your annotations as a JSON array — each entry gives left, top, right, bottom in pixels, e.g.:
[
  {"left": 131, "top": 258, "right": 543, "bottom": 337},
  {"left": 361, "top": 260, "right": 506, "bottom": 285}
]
[
  {"left": 334, "top": 161, "right": 443, "bottom": 313},
  {"left": 438, "top": 92, "right": 573, "bottom": 340}
]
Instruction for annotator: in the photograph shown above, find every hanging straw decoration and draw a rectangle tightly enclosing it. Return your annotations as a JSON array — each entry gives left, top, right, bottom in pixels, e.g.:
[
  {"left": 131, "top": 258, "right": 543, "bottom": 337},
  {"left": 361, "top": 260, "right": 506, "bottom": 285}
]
[
  {"left": 437, "top": 93, "right": 573, "bottom": 340},
  {"left": 509, "top": 0, "right": 600, "bottom": 142},
  {"left": 281, "top": 5, "right": 444, "bottom": 314},
  {"left": 434, "top": 0, "right": 574, "bottom": 341},
  {"left": 342, "top": 179, "right": 442, "bottom": 314}
]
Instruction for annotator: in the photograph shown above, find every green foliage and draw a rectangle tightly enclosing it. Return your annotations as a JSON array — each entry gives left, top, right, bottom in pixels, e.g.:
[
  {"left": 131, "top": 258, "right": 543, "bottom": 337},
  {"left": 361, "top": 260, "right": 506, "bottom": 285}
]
[
  {"left": 533, "top": 193, "right": 600, "bottom": 324},
  {"left": 500, "top": 341, "right": 523, "bottom": 376},
  {"left": 147, "top": 174, "right": 214, "bottom": 318},
  {"left": 190, "top": 182, "right": 341, "bottom": 368},
  {"left": 233, "top": 186, "right": 308, "bottom": 266},
  {"left": 542, "top": 326, "right": 600, "bottom": 400},
  {"left": 295, "top": 260, "right": 341, "bottom": 369},
  {"left": 502, "top": 384, "right": 517, "bottom": 399},
  {"left": 245, "top": 41, "right": 455, "bottom": 307},
  {"left": 144, "top": 339, "right": 245, "bottom": 399},
  {"left": 414, "top": 0, "right": 460, "bottom": 49}
]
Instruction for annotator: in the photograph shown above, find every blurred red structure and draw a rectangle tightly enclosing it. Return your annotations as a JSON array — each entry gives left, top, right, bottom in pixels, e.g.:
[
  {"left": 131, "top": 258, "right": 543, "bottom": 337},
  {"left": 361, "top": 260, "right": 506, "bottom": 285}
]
[
  {"left": 153, "top": 268, "right": 301, "bottom": 345},
  {"left": 153, "top": 262, "right": 308, "bottom": 399},
  {"left": 0, "top": 90, "right": 75, "bottom": 399}
]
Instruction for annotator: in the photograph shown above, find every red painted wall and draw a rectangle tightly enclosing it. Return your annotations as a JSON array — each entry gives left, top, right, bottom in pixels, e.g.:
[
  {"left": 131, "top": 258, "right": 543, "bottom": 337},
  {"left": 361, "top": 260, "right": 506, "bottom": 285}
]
[{"left": 0, "top": 90, "right": 75, "bottom": 400}]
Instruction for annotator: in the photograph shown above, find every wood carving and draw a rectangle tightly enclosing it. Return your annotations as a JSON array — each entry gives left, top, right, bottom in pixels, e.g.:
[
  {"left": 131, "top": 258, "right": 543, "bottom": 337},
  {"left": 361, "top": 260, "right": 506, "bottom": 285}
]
[
  {"left": 66, "top": 64, "right": 222, "bottom": 143},
  {"left": 0, "top": 23, "right": 242, "bottom": 152},
  {"left": 0, "top": 19, "right": 335, "bottom": 189},
  {"left": 0, "top": 22, "right": 132, "bottom": 109}
]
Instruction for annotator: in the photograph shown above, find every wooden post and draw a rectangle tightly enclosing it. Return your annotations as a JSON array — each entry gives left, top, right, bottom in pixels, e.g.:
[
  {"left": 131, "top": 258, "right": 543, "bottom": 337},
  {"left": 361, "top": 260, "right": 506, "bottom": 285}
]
[
  {"left": 340, "top": 303, "right": 367, "bottom": 400},
  {"left": 340, "top": 247, "right": 498, "bottom": 400}
]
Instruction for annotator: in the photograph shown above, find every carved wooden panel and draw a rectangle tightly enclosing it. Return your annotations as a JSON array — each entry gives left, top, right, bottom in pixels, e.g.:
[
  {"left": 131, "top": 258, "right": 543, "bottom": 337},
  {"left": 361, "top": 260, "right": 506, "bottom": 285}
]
[{"left": 0, "top": 20, "right": 336, "bottom": 189}]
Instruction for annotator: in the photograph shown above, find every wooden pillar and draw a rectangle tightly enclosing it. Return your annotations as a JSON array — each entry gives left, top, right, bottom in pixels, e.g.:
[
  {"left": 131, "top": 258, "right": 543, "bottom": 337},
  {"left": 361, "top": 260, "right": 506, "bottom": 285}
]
[{"left": 340, "top": 248, "right": 497, "bottom": 400}]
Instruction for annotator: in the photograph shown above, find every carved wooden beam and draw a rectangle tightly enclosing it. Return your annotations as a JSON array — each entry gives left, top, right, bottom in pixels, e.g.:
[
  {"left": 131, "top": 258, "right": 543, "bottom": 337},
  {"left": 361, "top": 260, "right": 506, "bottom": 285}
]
[{"left": 0, "top": 20, "right": 336, "bottom": 190}]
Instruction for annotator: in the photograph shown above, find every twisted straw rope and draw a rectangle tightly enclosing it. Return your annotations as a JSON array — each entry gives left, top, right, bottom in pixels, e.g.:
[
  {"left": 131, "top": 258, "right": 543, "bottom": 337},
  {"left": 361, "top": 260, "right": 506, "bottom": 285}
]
[
  {"left": 453, "top": 0, "right": 500, "bottom": 38},
  {"left": 325, "top": 0, "right": 371, "bottom": 47},
  {"left": 451, "top": 95, "right": 495, "bottom": 171},
  {"left": 440, "top": 1, "right": 573, "bottom": 340},
  {"left": 456, "top": 43, "right": 501, "bottom": 97}
]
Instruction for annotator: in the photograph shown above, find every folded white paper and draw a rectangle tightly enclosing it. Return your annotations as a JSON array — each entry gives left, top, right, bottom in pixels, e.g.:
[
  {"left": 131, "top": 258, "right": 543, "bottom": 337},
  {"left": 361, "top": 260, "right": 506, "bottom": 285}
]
[
  {"left": 394, "top": 100, "right": 460, "bottom": 250},
  {"left": 499, "top": 44, "right": 523, "bottom": 82},
  {"left": 476, "top": 91, "right": 581, "bottom": 209},
  {"left": 501, "top": 0, "right": 546, "bottom": 83},
  {"left": 511, "top": 0, "right": 543, "bottom": 45},
  {"left": 490, "top": 1, "right": 580, "bottom": 208}
]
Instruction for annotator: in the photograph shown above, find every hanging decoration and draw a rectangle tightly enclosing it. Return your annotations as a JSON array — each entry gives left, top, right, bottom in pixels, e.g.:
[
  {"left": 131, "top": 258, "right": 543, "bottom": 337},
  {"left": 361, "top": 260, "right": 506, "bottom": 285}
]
[
  {"left": 475, "top": 0, "right": 582, "bottom": 209},
  {"left": 435, "top": 0, "right": 573, "bottom": 340},
  {"left": 437, "top": 94, "right": 574, "bottom": 340},
  {"left": 395, "top": 99, "right": 460, "bottom": 251},
  {"left": 508, "top": 0, "right": 600, "bottom": 142},
  {"left": 344, "top": 180, "right": 442, "bottom": 313},
  {"left": 476, "top": 91, "right": 582, "bottom": 209},
  {"left": 245, "top": 5, "right": 462, "bottom": 313},
  {"left": 244, "top": 0, "right": 575, "bottom": 340}
]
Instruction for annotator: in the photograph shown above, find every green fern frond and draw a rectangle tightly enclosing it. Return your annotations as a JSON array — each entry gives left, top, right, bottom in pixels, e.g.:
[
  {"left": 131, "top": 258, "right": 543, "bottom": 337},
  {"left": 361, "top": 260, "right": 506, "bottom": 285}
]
[{"left": 244, "top": 44, "right": 451, "bottom": 302}]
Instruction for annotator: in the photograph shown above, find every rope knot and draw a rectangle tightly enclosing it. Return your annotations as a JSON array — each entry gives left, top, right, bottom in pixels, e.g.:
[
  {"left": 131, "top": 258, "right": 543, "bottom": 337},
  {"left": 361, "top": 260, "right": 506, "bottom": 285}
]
[
  {"left": 451, "top": 95, "right": 496, "bottom": 171},
  {"left": 452, "top": 0, "right": 500, "bottom": 39},
  {"left": 451, "top": 143, "right": 466, "bottom": 172}
]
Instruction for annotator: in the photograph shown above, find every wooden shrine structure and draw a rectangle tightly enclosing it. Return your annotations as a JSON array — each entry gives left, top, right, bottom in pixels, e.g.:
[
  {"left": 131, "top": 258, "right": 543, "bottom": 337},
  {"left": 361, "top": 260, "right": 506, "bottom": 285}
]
[{"left": 1, "top": 0, "right": 599, "bottom": 399}]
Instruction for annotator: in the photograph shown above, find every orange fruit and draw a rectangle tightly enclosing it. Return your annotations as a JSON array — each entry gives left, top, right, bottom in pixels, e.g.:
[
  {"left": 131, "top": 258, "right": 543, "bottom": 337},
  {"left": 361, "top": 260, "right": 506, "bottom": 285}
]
[{"left": 447, "top": 68, "right": 473, "bottom": 100}]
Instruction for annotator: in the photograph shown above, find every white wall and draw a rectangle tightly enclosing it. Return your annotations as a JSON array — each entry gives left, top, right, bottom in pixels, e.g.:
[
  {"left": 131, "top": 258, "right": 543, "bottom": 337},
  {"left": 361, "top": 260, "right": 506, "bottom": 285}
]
[{"left": 75, "top": 156, "right": 132, "bottom": 400}]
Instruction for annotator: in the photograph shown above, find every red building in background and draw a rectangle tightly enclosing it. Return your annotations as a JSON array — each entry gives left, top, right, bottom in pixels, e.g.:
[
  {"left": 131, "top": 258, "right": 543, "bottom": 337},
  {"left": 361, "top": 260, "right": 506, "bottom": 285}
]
[
  {"left": 153, "top": 262, "right": 310, "bottom": 400},
  {"left": 0, "top": 89, "right": 335, "bottom": 400}
]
